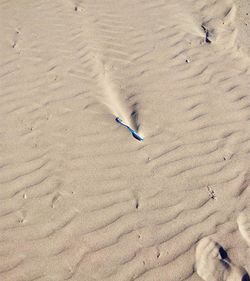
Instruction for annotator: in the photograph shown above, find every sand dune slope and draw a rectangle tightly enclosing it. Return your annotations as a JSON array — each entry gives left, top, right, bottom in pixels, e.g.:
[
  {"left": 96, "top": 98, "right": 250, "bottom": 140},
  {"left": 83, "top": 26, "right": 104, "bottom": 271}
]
[{"left": 0, "top": 0, "right": 250, "bottom": 280}]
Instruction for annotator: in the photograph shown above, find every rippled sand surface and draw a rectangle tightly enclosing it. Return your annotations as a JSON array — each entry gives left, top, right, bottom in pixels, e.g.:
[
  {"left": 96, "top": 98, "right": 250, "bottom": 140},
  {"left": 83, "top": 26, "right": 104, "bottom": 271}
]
[{"left": 1, "top": 1, "right": 250, "bottom": 280}]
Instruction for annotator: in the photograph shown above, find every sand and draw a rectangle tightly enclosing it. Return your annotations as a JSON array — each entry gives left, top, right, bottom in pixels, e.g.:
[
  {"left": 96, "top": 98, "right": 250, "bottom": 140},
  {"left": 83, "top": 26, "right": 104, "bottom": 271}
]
[{"left": 0, "top": 0, "right": 250, "bottom": 280}]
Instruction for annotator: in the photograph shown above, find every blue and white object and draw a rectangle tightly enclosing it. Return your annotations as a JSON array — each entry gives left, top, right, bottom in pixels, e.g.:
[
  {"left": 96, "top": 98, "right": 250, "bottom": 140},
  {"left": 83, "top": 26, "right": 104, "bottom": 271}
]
[{"left": 115, "top": 117, "right": 144, "bottom": 141}]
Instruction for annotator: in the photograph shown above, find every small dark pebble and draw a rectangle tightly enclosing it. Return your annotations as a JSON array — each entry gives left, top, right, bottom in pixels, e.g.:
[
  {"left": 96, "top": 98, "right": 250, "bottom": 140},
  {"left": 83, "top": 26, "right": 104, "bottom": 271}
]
[
  {"left": 135, "top": 201, "right": 139, "bottom": 209},
  {"left": 205, "top": 35, "right": 212, "bottom": 44},
  {"left": 219, "top": 246, "right": 228, "bottom": 260},
  {"left": 242, "top": 273, "right": 250, "bottom": 281}
]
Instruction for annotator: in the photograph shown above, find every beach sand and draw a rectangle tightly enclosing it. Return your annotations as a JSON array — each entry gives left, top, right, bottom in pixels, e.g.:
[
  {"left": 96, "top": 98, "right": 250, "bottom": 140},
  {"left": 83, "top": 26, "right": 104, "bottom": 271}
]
[{"left": 0, "top": 0, "right": 250, "bottom": 280}]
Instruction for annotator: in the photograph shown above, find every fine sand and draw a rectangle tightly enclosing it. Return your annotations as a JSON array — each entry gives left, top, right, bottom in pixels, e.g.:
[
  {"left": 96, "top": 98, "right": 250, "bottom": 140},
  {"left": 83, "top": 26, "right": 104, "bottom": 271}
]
[{"left": 1, "top": 0, "right": 250, "bottom": 280}]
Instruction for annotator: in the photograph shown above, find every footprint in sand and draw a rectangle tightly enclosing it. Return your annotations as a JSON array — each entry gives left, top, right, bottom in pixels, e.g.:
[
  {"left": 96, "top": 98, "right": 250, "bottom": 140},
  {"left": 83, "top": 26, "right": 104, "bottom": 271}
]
[
  {"left": 195, "top": 237, "right": 250, "bottom": 281},
  {"left": 238, "top": 210, "right": 250, "bottom": 246}
]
